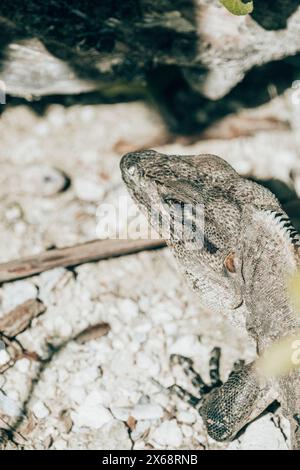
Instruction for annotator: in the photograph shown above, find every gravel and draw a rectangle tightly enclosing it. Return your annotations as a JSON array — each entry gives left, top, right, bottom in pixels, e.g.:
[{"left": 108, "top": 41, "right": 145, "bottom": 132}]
[{"left": 0, "top": 90, "right": 299, "bottom": 449}]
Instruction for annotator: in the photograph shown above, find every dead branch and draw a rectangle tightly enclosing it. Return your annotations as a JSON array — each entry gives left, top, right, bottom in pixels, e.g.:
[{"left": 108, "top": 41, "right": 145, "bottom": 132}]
[
  {"left": 0, "top": 238, "right": 166, "bottom": 284},
  {"left": 0, "top": 299, "right": 46, "bottom": 337},
  {"left": 74, "top": 322, "right": 111, "bottom": 344}
]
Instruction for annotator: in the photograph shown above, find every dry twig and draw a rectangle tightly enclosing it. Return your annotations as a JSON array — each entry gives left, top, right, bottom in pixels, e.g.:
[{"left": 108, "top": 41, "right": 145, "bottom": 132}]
[{"left": 0, "top": 238, "right": 166, "bottom": 284}]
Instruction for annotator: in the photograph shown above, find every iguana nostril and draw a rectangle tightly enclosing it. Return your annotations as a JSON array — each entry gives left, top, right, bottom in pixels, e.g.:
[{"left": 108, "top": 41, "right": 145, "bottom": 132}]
[
  {"left": 127, "top": 165, "right": 144, "bottom": 179},
  {"left": 127, "top": 165, "right": 136, "bottom": 176},
  {"left": 120, "top": 152, "right": 144, "bottom": 178}
]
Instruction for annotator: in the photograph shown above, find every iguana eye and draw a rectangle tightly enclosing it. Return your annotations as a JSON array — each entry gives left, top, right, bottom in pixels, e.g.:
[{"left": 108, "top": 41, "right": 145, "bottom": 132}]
[{"left": 224, "top": 252, "right": 236, "bottom": 273}]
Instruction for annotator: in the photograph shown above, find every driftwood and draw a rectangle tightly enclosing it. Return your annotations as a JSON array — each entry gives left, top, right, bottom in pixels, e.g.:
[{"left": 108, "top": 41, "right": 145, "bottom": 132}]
[
  {"left": 0, "top": 299, "right": 46, "bottom": 373},
  {"left": 74, "top": 322, "right": 111, "bottom": 344},
  {"left": 2, "top": 3, "right": 300, "bottom": 101},
  {"left": 0, "top": 238, "right": 166, "bottom": 284},
  {"left": 0, "top": 299, "right": 46, "bottom": 337}
]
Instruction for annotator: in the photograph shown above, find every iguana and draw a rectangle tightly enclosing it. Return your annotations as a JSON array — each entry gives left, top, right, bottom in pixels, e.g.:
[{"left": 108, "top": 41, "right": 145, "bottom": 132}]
[{"left": 120, "top": 149, "right": 300, "bottom": 449}]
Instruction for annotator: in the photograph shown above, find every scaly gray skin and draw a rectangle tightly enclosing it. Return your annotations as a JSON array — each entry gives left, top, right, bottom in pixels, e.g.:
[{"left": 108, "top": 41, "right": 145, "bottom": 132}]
[{"left": 120, "top": 149, "right": 300, "bottom": 449}]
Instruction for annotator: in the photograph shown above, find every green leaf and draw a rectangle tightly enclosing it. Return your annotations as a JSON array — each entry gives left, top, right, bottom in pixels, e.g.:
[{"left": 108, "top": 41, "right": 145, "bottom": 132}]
[{"left": 220, "top": 0, "right": 253, "bottom": 16}]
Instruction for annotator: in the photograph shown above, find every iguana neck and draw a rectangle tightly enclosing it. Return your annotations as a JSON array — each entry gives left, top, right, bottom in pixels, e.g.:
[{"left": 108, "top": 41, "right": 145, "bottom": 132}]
[{"left": 240, "top": 209, "right": 300, "bottom": 352}]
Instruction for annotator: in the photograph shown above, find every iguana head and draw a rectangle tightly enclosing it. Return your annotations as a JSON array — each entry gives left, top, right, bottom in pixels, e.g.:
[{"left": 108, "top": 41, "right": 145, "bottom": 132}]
[{"left": 120, "top": 150, "right": 296, "bottom": 325}]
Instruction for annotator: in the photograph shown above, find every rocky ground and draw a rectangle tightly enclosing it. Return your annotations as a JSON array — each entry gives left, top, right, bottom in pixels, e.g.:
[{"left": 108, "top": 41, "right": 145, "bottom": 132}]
[{"left": 0, "top": 87, "right": 300, "bottom": 449}]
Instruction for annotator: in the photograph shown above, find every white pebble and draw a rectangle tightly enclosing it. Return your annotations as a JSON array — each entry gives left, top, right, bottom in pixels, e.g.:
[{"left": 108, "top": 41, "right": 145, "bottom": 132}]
[
  {"left": 71, "top": 403, "right": 112, "bottom": 429},
  {"left": 111, "top": 351, "right": 134, "bottom": 375},
  {"left": 0, "top": 350, "right": 10, "bottom": 366},
  {"left": 150, "top": 306, "right": 173, "bottom": 325},
  {"left": 15, "top": 358, "right": 31, "bottom": 373},
  {"left": 80, "top": 107, "right": 95, "bottom": 122},
  {"left": 48, "top": 107, "right": 65, "bottom": 127},
  {"left": 228, "top": 414, "right": 289, "bottom": 450},
  {"left": 0, "top": 391, "right": 22, "bottom": 417},
  {"left": 163, "top": 322, "right": 178, "bottom": 335},
  {"left": 110, "top": 406, "right": 131, "bottom": 421},
  {"left": 53, "top": 439, "right": 68, "bottom": 450},
  {"left": 69, "top": 386, "right": 86, "bottom": 405},
  {"left": 136, "top": 352, "right": 160, "bottom": 375},
  {"left": 53, "top": 316, "right": 73, "bottom": 338},
  {"left": 34, "top": 122, "right": 49, "bottom": 136},
  {"left": 181, "top": 424, "right": 193, "bottom": 438},
  {"left": 132, "top": 404, "right": 163, "bottom": 421},
  {"left": 5, "top": 203, "right": 22, "bottom": 221},
  {"left": 138, "top": 297, "right": 150, "bottom": 312},
  {"left": 176, "top": 410, "right": 196, "bottom": 425},
  {"left": 169, "top": 335, "right": 206, "bottom": 357},
  {"left": 131, "top": 420, "right": 151, "bottom": 440},
  {"left": 118, "top": 299, "right": 139, "bottom": 319},
  {"left": 80, "top": 149, "right": 99, "bottom": 163},
  {"left": 134, "top": 320, "right": 152, "bottom": 334},
  {"left": 71, "top": 366, "right": 99, "bottom": 386},
  {"left": 39, "top": 268, "right": 69, "bottom": 293},
  {"left": 22, "top": 164, "right": 68, "bottom": 196},
  {"left": 1, "top": 281, "right": 38, "bottom": 311},
  {"left": 151, "top": 420, "right": 183, "bottom": 447},
  {"left": 136, "top": 352, "right": 153, "bottom": 369},
  {"left": 14, "top": 221, "right": 26, "bottom": 235},
  {"left": 85, "top": 390, "right": 110, "bottom": 407},
  {"left": 32, "top": 401, "right": 50, "bottom": 419},
  {"left": 74, "top": 177, "right": 104, "bottom": 202}
]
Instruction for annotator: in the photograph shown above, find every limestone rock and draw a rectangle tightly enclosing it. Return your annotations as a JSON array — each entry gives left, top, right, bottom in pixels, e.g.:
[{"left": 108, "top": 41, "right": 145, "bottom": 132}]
[{"left": 1, "top": 1, "right": 300, "bottom": 132}]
